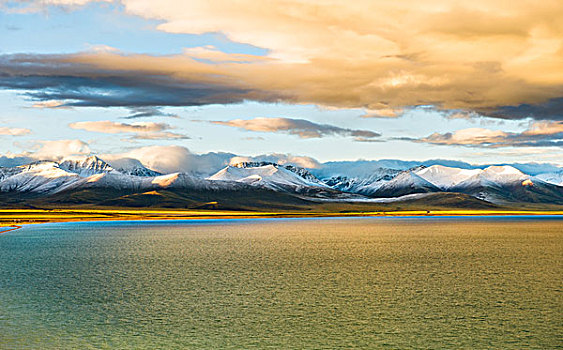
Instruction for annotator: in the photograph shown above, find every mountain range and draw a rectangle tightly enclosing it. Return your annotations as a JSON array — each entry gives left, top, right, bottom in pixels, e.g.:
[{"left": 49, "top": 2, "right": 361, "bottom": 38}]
[{"left": 1, "top": 155, "right": 562, "bottom": 210}]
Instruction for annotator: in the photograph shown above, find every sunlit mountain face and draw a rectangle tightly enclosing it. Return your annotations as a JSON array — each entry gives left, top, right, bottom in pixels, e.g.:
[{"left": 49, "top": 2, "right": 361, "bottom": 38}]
[{"left": 1, "top": 155, "right": 561, "bottom": 209}]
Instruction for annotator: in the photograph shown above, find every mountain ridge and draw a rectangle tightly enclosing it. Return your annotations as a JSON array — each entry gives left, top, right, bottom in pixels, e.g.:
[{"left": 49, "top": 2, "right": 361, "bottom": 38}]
[{"left": 1, "top": 155, "right": 561, "bottom": 209}]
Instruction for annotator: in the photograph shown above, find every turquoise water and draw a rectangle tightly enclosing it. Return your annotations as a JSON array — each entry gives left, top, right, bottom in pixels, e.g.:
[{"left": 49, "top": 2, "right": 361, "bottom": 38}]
[{"left": 0, "top": 217, "right": 561, "bottom": 349}]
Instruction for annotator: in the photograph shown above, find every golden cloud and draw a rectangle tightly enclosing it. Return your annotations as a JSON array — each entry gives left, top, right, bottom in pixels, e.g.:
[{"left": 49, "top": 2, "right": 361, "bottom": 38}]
[
  {"left": 415, "top": 121, "right": 563, "bottom": 147},
  {"left": 0, "top": 127, "right": 31, "bottom": 136},
  {"left": 3, "top": 0, "right": 563, "bottom": 118},
  {"left": 210, "top": 117, "right": 380, "bottom": 139},
  {"left": 69, "top": 120, "right": 188, "bottom": 139}
]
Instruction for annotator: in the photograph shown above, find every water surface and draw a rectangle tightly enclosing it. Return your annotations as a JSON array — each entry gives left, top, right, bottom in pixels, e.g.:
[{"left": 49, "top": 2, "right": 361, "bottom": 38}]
[{"left": 0, "top": 217, "right": 561, "bottom": 348}]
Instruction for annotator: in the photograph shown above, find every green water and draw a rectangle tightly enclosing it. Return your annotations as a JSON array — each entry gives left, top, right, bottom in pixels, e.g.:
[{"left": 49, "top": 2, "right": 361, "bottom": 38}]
[{"left": 0, "top": 217, "right": 561, "bottom": 349}]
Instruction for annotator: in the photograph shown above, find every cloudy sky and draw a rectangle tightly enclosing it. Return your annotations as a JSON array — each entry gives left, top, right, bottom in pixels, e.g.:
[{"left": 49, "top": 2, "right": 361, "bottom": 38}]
[{"left": 0, "top": 0, "right": 561, "bottom": 166}]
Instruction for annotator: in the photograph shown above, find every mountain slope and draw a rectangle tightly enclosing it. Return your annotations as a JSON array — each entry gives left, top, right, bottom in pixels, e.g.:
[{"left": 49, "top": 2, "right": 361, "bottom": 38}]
[
  {"left": 0, "top": 155, "right": 561, "bottom": 209},
  {"left": 0, "top": 161, "right": 82, "bottom": 194},
  {"left": 415, "top": 165, "right": 482, "bottom": 190},
  {"left": 208, "top": 162, "right": 327, "bottom": 191},
  {"left": 59, "top": 156, "right": 115, "bottom": 177},
  {"left": 535, "top": 171, "right": 563, "bottom": 186},
  {"left": 321, "top": 168, "right": 400, "bottom": 196},
  {"left": 373, "top": 169, "right": 441, "bottom": 197}
]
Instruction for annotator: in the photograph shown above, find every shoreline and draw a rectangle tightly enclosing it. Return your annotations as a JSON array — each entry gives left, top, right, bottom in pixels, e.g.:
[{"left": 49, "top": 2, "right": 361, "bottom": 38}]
[
  {"left": 1, "top": 209, "right": 562, "bottom": 228},
  {"left": 0, "top": 225, "right": 22, "bottom": 234}
]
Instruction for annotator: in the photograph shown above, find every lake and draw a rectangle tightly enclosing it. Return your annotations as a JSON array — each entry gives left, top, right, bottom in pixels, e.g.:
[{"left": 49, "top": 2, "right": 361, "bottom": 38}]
[{"left": 0, "top": 217, "right": 561, "bottom": 349}]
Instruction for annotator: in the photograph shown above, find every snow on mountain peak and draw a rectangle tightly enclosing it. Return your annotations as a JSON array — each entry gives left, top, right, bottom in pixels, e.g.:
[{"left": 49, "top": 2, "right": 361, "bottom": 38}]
[
  {"left": 0, "top": 154, "right": 560, "bottom": 204},
  {"left": 208, "top": 163, "right": 327, "bottom": 191},
  {"left": 372, "top": 170, "right": 440, "bottom": 197},
  {"left": 59, "top": 155, "right": 114, "bottom": 176},
  {"left": 535, "top": 171, "right": 563, "bottom": 186},
  {"left": 482, "top": 165, "right": 524, "bottom": 176},
  {"left": 224, "top": 161, "right": 325, "bottom": 186},
  {"left": 453, "top": 165, "right": 528, "bottom": 190},
  {"left": 415, "top": 165, "right": 481, "bottom": 190},
  {"left": 106, "top": 158, "right": 162, "bottom": 177},
  {"left": 0, "top": 160, "right": 80, "bottom": 193},
  {"left": 151, "top": 173, "right": 180, "bottom": 187}
]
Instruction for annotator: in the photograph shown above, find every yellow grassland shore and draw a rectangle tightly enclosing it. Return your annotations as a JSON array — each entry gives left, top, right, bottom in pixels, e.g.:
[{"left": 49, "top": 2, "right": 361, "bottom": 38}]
[{"left": 1, "top": 208, "right": 562, "bottom": 233}]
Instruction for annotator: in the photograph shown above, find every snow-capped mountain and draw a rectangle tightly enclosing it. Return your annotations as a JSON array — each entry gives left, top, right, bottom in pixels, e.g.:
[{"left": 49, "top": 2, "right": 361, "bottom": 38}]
[
  {"left": 0, "top": 156, "right": 219, "bottom": 194},
  {"left": 372, "top": 168, "right": 441, "bottom": 197},
  {"left": 371, "top": 165, "right": 562, "bottom": 204},
  {"left": 59, "top": 156, "right": 163, "bottom": 177},
  {"left": 0, "top": 161, "right": 82, "bottom": 194},
  {"left": 0, "top": 157, "right": 316, "bottom": 198},
  {"left": 535, "top": 171, "right": 563, "bottom": 186},
  {"left": 105, "top": 157, "right": 163, "bottom": 177},
  {"left": 450, "top": 166, "right": 529, "bottom": 189},
  {"left": 208, "top": 162, "right": 327, "bottom": 192},
  {"left": 59, "top": 156, "right": 115, "bottom": 177},
  {"left": 313, "top": 163, "right": 562, "bottom": 204},
  {"left": 0, "top": 155, "right": 561, "bottom": 207},
  {"left": 321, "top": 168, "right": 401, "bottom": 196},
  {"left": 415, "top": 165, "right": 482, "bottom": 190}
]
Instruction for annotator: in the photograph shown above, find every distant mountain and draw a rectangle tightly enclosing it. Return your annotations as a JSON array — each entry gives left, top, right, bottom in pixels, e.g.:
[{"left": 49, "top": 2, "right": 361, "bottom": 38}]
[
  {"left": 0, "top": 161, "right": 82, "bottom": 194},
  {"left": 0, "top": 155, "right": 561, "bottom": 209},
  {"left": 372, "top": 167, "right": 441, "bottom": 197},
  {"left": 207, "top": 162, "right": 357, "bottom": 200},
  {"left": 416, "top": 165, "right": 483, "bottom": 190},
  {"left": 535, "top": 171, "right": 563, "bottom": 186},
  {"left": 321, "top": 168, "right": 401, "bottom": 196},
  {"left": 208, "top": 162, "right": 326, "bottom": 189},
  {"left": 372, "top": 165, "right": 563, "bottom": 205},
  {"left": 59, "top": 156, "right": 114, "bottom": 177},
  {"left": 105, "top": 157, "right": 163, "bottom": 177}
]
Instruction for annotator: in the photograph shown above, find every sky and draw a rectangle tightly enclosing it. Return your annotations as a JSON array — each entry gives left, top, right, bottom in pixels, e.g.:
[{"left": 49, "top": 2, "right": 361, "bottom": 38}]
[{"left": 0, "top": 0, "right": 561, "bottom": 168}]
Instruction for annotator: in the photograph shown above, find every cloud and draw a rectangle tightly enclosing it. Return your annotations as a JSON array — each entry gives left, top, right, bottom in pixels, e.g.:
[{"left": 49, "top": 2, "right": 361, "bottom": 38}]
[
  {"left": 241, "top": 136, "right": 265, "bottom": 141},
  {"left": 484, "top": 98, "right": 563, "bottom": 121},
  {"left": 524, "top": 120, "right": 563, "bottom": 136},
  {"left": 353, "top": 137, "right": 385, "bottom": 143},
  {"left": 122, "top": 107, "right": 179, "bottom": 119},
  {"left": 1, "top": 0, "right": 561, "bottom": 119},
  {"left": 24, "top": 139, "right": 91, "bottom": 160},
  {"left": 4, "top": 140, "right": 561, "bottom": 173},
  {"left": 0, "top": 52, "right": 263, "bottom": 108},
  {"left": 182, "top": 46, "right": 269, "bottom": 64},
  {"left": 101, "top": 146, "right": 234, "bottom": 175},
  {"left": 211, "top": 117, "right": 380, "bottom": 140},
  {"left": 463, "top": 147, "right": 563, "bottom": 165},
  {"left": 31, "top": 100, "right": 70, "bottom": 109},
  {"left": 69, "top": 120, "right": 188, "bottom": 139},
  {"left": 0, "top": 0, "right": 111, "bottom": 13},
  {"left": 412, "top": 121, "right": 563, "bottom": 147},
  {"left": 0, "top": 127, "right": 31, "bottom": 136},
  {"left": 101, "top": 145, "right": 322, "bottom": 175},
  {"left": 3, "top": 136, "right": 322, "bottom": 174},
  {"left": 228, "top": 154, "right": 321, "bottom": 169},
  {"left": 70, "top": 120, "right": 168, "bottom": 133},
  {"left": 360, "top": 108, "right": 404, "bottom": 118}
]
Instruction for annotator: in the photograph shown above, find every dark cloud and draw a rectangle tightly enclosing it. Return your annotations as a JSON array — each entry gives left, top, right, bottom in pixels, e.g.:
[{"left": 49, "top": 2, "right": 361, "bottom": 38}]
[
  {"left": 122, "top": 107, "right": 180, "bottom": 119},
  {"left": 0, "top": 52, "right": 562, "bottom": 121},
  {"left": 481, "top": 97, "right": 563, "bottom": 121},
  {"left": 0, "top": 53, "right": 260, "bottom": 108}
]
